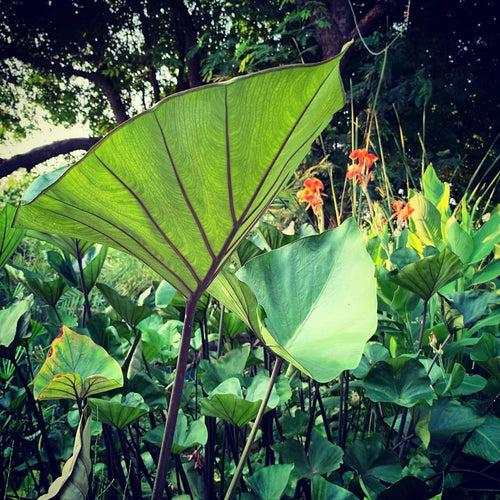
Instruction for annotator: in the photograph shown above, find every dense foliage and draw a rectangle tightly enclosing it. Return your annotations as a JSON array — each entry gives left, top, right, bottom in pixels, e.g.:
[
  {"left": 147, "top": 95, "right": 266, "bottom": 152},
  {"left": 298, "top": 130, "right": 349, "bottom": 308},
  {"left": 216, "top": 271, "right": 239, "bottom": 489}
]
[{"left": 0, "top": 2, "right": 499, "bottom": 499}]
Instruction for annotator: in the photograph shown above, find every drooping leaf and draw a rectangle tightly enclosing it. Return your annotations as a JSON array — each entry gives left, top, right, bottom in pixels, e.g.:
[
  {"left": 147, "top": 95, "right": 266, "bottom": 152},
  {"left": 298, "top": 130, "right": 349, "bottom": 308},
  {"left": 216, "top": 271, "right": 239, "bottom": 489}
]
[
  {"left": 208, "top": 268, "right": 262, "bottom": 336},
  {"left": 469, "top": 209, "right": 500, "bottom": 263},
  {"left": 14, "top": 47, "right": 350, "bottom": 299},
  {"left": 363, "top": 359, "right": 435, "bottom": 408},
  {"left": 463, "top": 415, "right": 500, "bottom": 463},
  {"left": 34, "top": 326, "right": 124, "bottom": 401},
  {"left": 0, "top": 298, "right": 32, "bottom": 351},
  {"left": 7, "top": 265, "right": 66, "bottom": 307},
  {"left": 97, "top": 283, "right": 153, "bottom": 328},
  {"left": 80, "top": 245, "right": 108, "bottom": 291},
  {"left": 408, "top": 193, "right": 443, "bottom": 248},
  {"left": 0, "top": 204, "right": 25, "bottom": 269},
  {"left": 88, "top": 393, "right": 149, "bottom": 428},
  {"left": 391, "top": 248, "right": 462, "bottom": 301},
  {"left": 246, "top": 464, "right": 294, "bottom": 500},
  {"left": 28, "top": 232, "right": 93, "bottom": 259},
  {"left": 237, "top": 218, "right": 377, "bottom": 383},
  {"left": 275, "top": 431, "right": 343, "bottom": 480},
  {"left": 39, "top": 407, "right": 92, "bottom": 500}
]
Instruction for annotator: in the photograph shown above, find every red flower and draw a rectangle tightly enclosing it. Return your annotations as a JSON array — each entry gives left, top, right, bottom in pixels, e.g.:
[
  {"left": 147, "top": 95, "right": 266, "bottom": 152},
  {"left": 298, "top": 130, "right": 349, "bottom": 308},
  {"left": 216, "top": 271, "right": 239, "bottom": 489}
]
[
  {"left": 347, "top": 149, "right": 378, "bottom": 186},
  {"left": 392, "top": 200, "right": 414, "bottom": 226},
  {"left": 297, "top": 177, "right": 324, "bottom": 215}
]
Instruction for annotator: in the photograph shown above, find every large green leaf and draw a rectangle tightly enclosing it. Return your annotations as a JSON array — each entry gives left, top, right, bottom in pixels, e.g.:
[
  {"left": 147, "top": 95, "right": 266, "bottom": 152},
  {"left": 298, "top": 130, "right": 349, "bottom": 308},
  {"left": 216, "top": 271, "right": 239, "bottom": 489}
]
[
  {"left": 391, "top": 248, "right": 462, "bottom": 301},
  {"left": 39, "top": 407, "right": 92, "bottom": 500},
  {"left": 88, "top": 393, "right": 149, "bottom": 429},
  {"left": 408, "top": 193, "right": 443, "bottom": 248},
  {"left": 14, "top": 47, "right": 350, "bottom": 299},
  {"left": 34, "top": 326, "right": 124, "bottom": 400},
  {"left": 0, "top": 204, "right": 25, "bottom": 269},
  {"left": 463, "top": 415, "right": 500, "bottom": 463},
  {"left": 237, "top": 218, "right": 377, "bottom": 383},
  {"left": 363, "top": 359, "right": 435, "bottom": 408},
  {"left": 246, "top": 464, "right": 294, "bottom": 500},
  {"left": 469, "top": 208, "right": 500, "bottom": 263}
]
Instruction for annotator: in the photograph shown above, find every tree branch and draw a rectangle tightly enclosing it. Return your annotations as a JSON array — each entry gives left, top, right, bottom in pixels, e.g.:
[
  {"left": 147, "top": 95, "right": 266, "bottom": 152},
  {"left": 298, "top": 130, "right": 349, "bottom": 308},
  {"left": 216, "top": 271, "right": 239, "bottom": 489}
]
[{"left": 0, "top": 137, "right": 99, "bottom": 178}]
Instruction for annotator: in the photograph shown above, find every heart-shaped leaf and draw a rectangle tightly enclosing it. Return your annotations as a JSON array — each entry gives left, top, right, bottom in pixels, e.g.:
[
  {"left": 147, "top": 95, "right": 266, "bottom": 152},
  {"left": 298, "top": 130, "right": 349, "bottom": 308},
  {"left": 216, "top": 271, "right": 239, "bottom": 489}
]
[
  {"left": 34, "top": 326, "right": 124, "bottom": 401},
  {"left": 0, "top": 204, "right": 25, "bottom": 269},
  {"left": 7, "top": 265, "right": 66, "bottom": 307},
  {"left": 237, "top": 218, "right": 377, "bottom": 383},
  {"left": 363, "top": 359, "right": 435, "bottom": 407},
  {"left": 14, "top": 46, "right": 350, "bottom": 300},
  {"left": 97, "top": 283, "right": 153, "bottom": 328},
  {"left": 88, "top": 393, "right": 149, "bottom": 429},
  {"left": 200, "top": 374, "right": 279, "bottom": 427},
  {"left": 391, "top": 248, "right": 462, "bottom": 301},
  {"left": 246, "top": 464, "right": 294, "bottom": 500}
]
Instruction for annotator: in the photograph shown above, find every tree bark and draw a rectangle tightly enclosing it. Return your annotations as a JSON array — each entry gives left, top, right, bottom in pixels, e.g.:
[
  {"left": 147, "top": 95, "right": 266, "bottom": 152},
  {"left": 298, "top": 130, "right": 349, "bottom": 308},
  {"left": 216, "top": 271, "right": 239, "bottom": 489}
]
[
  {"left": 0, "top": 137, "right": 99, "bottom": 177},
  {"left": 171, "top": 0, "right": 203, "bottom": 88}
]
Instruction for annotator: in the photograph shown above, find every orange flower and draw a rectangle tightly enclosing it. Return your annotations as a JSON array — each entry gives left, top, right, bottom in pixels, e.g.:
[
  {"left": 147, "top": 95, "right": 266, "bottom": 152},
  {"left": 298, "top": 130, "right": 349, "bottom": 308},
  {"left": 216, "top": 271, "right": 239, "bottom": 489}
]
[
  {"left": 297, "top": 177, "right": 324, "bottom": 215},
  {"left": 392, "top": 200, "right": 414, "bottom": 226},
  {"left": 304, "top": 177, "right": 324, "bottom": 192},
  {"left": 347, "top": 148, "right": 378, "bottom": 186}
]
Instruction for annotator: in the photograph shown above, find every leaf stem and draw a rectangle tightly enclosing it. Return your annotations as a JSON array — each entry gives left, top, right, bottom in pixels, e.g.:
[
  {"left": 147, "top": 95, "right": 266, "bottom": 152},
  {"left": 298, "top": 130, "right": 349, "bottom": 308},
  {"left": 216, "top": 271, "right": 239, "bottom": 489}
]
[
  {"left": 224, "top": 357, "right": 283, "bottom": 500},
  {"left": 151, "top": 297, "right": 198, "bottom": 500}
]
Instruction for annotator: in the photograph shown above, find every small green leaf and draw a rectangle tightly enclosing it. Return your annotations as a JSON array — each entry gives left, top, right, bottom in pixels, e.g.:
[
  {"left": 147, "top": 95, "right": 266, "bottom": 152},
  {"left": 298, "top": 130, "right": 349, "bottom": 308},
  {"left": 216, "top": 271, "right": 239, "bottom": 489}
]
[
  {"left": 88, "top": 393, "right": 149, "bottom": 428},
  {"left": 155, "top": 280, "right": 177, "bottom": 308},
  {"left": 415, "top": 411, "right": 431, "bottom": 449},
  {"left": 469, "top": 209, "right": 500, "bottom": 263},
  {"left": 97, "top": 283, "right": 153, "bottom": 328},
  {"left": 34, "top": 326, "right": 124, "bottom": 401},
  {"left": 471, "top": 259, "right": 500, "bottom": 285},
  {"left": 7, "top": 265, "right": 66, "bottom": 307},
  {"left": 237, "top": 218, "right": 377, "bottom": 383},
  {"left": 408, "top": 193, "right": 443, "bottom": 248},
  {"left": 363, "top": 359, "right": 435, "bottom": 408},
  {"left": 39, "top": 407, "right": 92, "bottom": 500},
  {"left": 446, "top": 217, "right": 473, "bottom": 264},
  {"left": 275, "top": 430, "right": 343, "bottom": 480},
  {"left": 391, "top": 248, "right": 462, "bottom": 301},
  {"left": 246, "top": 464, "right": 294, "bottom": 500}
]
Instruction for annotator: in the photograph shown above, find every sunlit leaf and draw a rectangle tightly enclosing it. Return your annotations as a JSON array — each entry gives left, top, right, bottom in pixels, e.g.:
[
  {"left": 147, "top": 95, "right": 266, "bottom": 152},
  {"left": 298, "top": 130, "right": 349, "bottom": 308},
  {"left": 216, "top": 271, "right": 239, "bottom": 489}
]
[
  {"left": 15, "top": 46, "right": 350, "bottom": 299},
  {"left": 34, "top": 326, "right": 123, "bottom": 401},
  {"left": 0, "top": 204, "right": 25, "bottom": 269},
  {"left": 0, "top": 297, "right": 32, "bottom": 352},
  {"left": 237, "top": 218, "right": 377, "bottom": 383}
]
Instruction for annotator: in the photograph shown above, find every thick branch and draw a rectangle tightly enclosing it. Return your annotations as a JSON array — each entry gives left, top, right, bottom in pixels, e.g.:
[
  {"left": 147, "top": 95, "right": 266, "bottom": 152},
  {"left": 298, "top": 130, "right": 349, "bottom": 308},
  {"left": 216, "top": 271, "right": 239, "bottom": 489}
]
[
  {"left": 0, "top": 137, "right": 99, "bottom": 177},
  {"left": 2, "top": 48, "right": 129, "bottom": 123}
]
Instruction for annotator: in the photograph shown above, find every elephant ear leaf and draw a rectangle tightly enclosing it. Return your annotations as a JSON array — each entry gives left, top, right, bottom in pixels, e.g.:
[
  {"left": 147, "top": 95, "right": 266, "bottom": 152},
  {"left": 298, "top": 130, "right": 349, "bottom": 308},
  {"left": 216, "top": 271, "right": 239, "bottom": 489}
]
[
  {"left": 14, "top": 44, "right": 350, "bottom": 300},
  {"left": 39, "top": 407, "right": 92, "bottom": 500},
  {"left": 237, "top": 218, "right": 377, "bottom": 383},
  {"left": 0, "top": 204, "right": 25, "bottom": 269},
  {"left": 34, "top": 326, "right": 123, "bottom": 401},
  {"left": 391, "top": 248, "right": 462, "bottom": 301}
]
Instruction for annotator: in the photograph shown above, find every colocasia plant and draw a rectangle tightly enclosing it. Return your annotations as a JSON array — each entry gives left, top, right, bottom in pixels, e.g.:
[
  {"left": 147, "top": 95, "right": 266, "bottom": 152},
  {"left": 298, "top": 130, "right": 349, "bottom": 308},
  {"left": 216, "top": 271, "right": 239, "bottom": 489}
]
[{"left": 0, "top": 41, "right": 498, "bottom": 500}]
